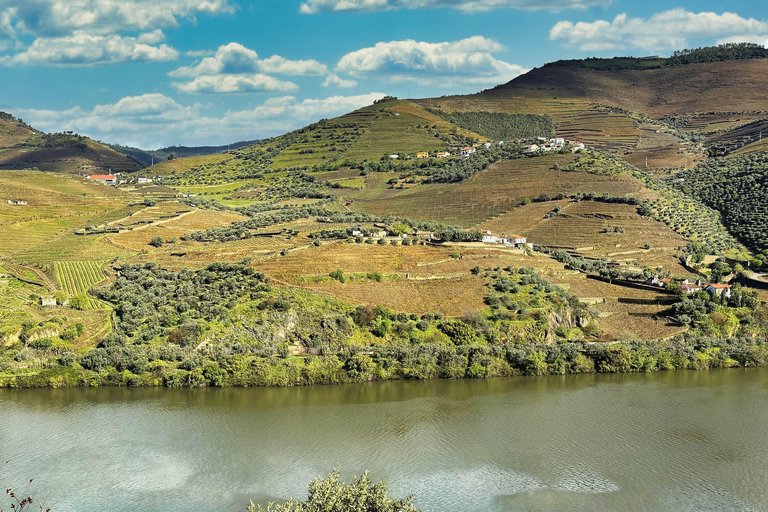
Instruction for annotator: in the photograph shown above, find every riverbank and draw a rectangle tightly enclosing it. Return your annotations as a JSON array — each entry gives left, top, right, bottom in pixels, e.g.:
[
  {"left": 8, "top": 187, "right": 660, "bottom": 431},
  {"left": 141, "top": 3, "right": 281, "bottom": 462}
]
[{"left": 2, "top": 335, "right": 767, "bottom": 389}]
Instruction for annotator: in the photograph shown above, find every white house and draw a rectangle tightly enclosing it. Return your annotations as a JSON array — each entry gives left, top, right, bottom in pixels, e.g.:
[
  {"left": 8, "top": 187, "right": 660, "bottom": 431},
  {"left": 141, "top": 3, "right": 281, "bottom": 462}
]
[
  {"left": 7, "top": 200, "right": 27, "bottom": 205},
  {"left": 523, "top": 144, "right": 539, "bottom": 154},
  {"left": 436, "top": 152, "right": 451, "bottom": 158},
  {"left": 705, "top": 284, "right": 732, "bottom": 299},
  {"left": 505, "top": 235, "right": 527, "bottom": 248},
  {"left": 541, "top": 144, "right": 553, "bottom": 152},
  {"left": 571, "top": 142, "right": 585, "bottom": 152},
  {"left": 483, "top": 142, "right": 492, "bottom": 149},
  {"left": 461, "top": 147, "right": 476, "bottom": 156},
  {"left": 482, "top": 230, "right": 505, "bottom": 244},
  {"left": 137, "top": 177, "right": 153, "bottom": 184},
  {"left": 89, "top": 174, "right": 117, "bottom": 186},
  {"left": 389, "top": 154, "right": 399, "bottom": 159},
  {"left": 550, "top": 137, "right": 565, "bottom": 145}
]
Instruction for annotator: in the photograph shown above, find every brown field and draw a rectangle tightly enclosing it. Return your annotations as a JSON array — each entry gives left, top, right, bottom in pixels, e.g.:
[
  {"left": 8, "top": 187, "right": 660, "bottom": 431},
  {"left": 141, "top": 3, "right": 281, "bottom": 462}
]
[
  {"left": 107, "top": 208, "right": 246, "bottom": 251},
  {"left": 0, "top": 118, "right": 35, "bottom": 147},
  {"left": 556, "top": 110, "right": 641, "bottom": 153},
  {"left": 482, "top": 200, "right": 693, "bottom": 273},
  {"left": 543, "top": 271, "right": 686, "bottom": 340},
  {"left": 340, "top": 154, "right": 646, "bottom": 227},
  {"left": 310, "top": 276, "right": 488, "bottom": 317}
]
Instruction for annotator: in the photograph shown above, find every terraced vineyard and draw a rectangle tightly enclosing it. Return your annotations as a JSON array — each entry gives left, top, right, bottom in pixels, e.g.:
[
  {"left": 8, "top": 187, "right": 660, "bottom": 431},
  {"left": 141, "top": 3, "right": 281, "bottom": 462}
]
[{"left": 54, "top": 261, "right": 109, "bottom": 310}]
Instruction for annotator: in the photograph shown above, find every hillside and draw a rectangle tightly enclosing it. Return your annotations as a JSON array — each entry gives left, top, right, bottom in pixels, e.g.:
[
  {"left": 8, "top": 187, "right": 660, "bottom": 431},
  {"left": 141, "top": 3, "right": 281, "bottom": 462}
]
[
  {"left": 5, "top": 46, "right": 768, "bottom": 388},
  {"left": 0, "top": 112, "right": 145, "bottom": 174},
  {"left": 111, "top": 140, "right": 260, "bottom": 167}
]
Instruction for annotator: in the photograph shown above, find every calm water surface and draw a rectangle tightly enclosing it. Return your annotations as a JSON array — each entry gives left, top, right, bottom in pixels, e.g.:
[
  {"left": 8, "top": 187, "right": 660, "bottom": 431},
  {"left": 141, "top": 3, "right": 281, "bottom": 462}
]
[{"left": 2, "top": 369, "right": 768, "bottom": 511}]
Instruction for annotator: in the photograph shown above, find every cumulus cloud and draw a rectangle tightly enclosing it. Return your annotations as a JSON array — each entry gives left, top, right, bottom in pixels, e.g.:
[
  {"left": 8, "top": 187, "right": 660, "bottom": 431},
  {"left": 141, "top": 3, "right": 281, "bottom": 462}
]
[
  {"left": 11, "top": 92, "right": 386, "bottom": 148},
  {"left": 0, "top": 0, "right": 236, "bottom": 38},
  {"left": 0, "top": 31, "right": 178, "bottom": 66},
  {"left": 322, "top": 74, "right": 358, "bottom": 88},
  {"left": 335, "top": 36, "right": 525, "bottom": 87},
  {"left": 171, "top": 74, "right": 299, "bottom": 94},
  {"left": 550, "top": 9, "right": 768, "bottom": 51},
  {"left": 169, "top": 42, "right": 328, "bottom": 77},
  {"left": 299, "top": 0, "right": 611, "bottom": 14}
]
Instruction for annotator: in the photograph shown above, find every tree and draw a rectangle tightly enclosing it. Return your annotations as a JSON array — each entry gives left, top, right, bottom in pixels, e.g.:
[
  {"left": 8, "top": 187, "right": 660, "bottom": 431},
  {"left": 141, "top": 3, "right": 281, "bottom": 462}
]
[
  {"left": 68, "top": 293, "right": 89, "bottom": 310},
  {"left": 329, "top": 269, "right": 346, "bottom": 283},
  {"left": 167, "top": 153, "right": 176, "bottom": 161},
  {"left": 247, "top": 468, "right": 420, "bottom": 512},
  {"left": 149, "top": 236, "right": 164, "bottom": 247}
]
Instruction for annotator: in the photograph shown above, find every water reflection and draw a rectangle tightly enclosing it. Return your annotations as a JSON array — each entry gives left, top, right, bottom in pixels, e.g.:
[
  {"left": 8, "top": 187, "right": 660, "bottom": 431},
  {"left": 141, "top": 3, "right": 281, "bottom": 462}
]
[{"left": 1, "top": 369, "right": 767, "bottom": 512}]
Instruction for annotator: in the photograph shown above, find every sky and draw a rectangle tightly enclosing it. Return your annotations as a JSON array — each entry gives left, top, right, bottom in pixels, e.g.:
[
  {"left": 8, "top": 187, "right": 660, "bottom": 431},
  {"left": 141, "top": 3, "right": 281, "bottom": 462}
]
[{"left": 1, "top": 0, "right": 767, "bottom": 149}]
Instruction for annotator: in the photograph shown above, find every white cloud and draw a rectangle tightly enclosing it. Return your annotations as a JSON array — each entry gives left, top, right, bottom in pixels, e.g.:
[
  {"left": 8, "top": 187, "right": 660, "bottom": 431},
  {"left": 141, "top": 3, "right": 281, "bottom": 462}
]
[
  {"left": 335, "top": 36, "right": 526, "bottom": 87},
  {"left": 169, "top": 42, "right": 328, "bottom": 77},
  {"left": 0, "top": 31, "right": 179, "bottom": 66},
  {"left": 11, "top": 92, "right": 386, "bottom": 148},
  {"left": 550, "top": 9, "right": 768, "bottom": 52},
  {"left": 322, "top": 74, "right": 358, "bottom": 88},
  {"left": 0, "top": 0, "right": 236, "bottom": 38},
  {"left": 300, "top": 0, "right": 611, "bottom": 14},
  {"left": 171, "top": 74, "right": 299, "bottom": 94}
]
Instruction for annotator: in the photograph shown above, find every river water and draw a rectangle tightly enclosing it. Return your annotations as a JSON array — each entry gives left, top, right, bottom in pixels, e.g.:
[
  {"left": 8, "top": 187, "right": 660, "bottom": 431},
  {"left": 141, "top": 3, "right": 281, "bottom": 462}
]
[{"left": 2, "top": 369, "right": 768, "bottom": 511}]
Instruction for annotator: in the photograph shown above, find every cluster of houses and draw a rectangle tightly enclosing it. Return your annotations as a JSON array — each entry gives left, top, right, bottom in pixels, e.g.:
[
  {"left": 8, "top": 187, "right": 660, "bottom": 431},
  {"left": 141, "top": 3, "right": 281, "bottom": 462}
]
[
  {"left": 87, "top": 173, "right": 160, "bottom": 186},
  {"left": 523, "top": 137, "right": 585, "bottom": 154},
  {"left": 391, "top": 141, "right": 507, "bottom": 161},
  {"left": 6, "top": 199, "right": 27, "bottom": 205},
  {"left": 481, "top": 230, "right": 529, "bottom": 249},
  {"left": 646, "top": 277, "right": 732, "bottom": 299}
]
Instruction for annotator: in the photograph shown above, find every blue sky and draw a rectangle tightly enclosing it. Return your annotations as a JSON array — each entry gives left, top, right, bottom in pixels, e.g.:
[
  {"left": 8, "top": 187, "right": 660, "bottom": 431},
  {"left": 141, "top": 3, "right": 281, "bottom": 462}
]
[{"left": 1, "top": 0, "right": 766, "bottom": 149}]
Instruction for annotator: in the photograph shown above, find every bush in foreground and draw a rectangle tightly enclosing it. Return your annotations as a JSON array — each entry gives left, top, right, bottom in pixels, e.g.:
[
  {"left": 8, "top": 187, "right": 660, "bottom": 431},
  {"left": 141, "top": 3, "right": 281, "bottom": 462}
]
[{"left": 247, "top": 468, "right": 420, "bottom": 512}]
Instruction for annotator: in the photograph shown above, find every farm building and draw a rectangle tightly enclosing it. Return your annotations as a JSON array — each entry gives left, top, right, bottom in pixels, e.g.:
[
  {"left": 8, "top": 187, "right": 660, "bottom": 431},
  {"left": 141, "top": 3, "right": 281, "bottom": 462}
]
[
  {"left": 89, "top": 174, "right": 117, "bottom": 186},
  {"left": 436, "top": 152, "right": 451, "bottom": 158},
  {"left": 571, "top": 142, "right": 585, "bottom": 152},
  {"left": 505, "top": 235, "right": 528, "bottom": 248},
  {"left": 705, "top": 284, "right": 732, "bottom": 298},
  {"left": 389, "top": 154, "right": 399, "bottom": 159},
  {"left": 550, "top": 137, "right": 565, "bottom": 145},
  {"left": 523, "top": 144, "right": 539, "bottom": 154},
  {"left": 679, "top": 283, "right": 702, "bottom": 295},
  {"left": 7, "top": 200, "right": 27, "bottom": 205},
  {"left": 482, "top": 230, "right": 505, "bottom": 244},
  {"left": 416, "top": 152, "right": 429, "bottom": 160},
  {"left": 461, "top": 147, "right": 476, "bottom": 156},
  {"left": 40, "top": 296, "right": 56, "bottom": 307},
  {"left": 137, "top": 177, "right": 153, "bottom": 183}
]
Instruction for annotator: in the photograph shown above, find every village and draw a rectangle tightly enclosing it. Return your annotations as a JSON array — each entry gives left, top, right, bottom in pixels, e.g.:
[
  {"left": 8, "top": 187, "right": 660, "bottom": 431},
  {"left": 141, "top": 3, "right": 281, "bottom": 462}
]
[{"left": 386, "top": 136, "right": 585, "bottom": 162}]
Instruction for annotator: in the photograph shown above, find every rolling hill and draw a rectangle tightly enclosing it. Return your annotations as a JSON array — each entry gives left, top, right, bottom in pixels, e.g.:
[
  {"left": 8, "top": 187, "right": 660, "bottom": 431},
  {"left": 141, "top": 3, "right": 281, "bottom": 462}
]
[
  {"left": 0, "top": 112, "right": 145, "bottom": 174},
  {"left": 110, "top": 140, "right": 261, "bottom": 167},
  {"left": 4, "top": 44, "right": 768, "bottom": 388}
]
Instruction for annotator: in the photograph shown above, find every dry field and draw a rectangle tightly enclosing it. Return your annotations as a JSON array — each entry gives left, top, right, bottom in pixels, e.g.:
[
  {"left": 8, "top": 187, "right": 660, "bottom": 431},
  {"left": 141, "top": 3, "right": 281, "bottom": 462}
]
[{"left": 341, "top": 155, "right": 648, "bottom": 227}]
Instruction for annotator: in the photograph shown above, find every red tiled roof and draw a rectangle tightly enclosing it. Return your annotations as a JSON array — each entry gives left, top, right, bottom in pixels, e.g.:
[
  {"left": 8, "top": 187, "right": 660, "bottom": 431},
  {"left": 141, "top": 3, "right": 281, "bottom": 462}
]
[
  {"left": 706, "top": 284, "right": 731, "bottom": 289},
  {"left": 90, "top": 175, "right": 116, "bottom": 180}
]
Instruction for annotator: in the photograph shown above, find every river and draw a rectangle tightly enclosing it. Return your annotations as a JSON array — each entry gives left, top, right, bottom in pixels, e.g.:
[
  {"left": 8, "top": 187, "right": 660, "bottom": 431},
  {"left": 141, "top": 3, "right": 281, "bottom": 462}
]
[{"left": 2, "top": 369, "right": 768, "bottom": 511}]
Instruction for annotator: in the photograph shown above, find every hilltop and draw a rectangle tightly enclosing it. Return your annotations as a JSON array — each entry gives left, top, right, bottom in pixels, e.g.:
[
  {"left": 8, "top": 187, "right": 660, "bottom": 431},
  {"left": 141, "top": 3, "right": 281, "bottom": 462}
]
[{"left": 0, "top": 112, "right": 145, "bottom": 174}]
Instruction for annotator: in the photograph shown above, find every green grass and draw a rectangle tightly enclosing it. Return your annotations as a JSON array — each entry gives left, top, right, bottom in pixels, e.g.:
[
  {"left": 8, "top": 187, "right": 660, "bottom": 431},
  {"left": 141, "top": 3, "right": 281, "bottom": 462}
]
[{"left": 344, "top": 112, "right": 449, "bottom": 161}]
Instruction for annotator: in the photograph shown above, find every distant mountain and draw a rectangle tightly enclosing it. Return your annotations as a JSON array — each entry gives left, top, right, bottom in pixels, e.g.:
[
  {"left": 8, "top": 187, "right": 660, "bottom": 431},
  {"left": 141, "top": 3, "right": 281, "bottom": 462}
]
[
  {"left": 0, "top": 112, "right": 145, "bottom": 174},
  {"left": 110, "top": 140, "right": 261, "bottom": 167}
]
